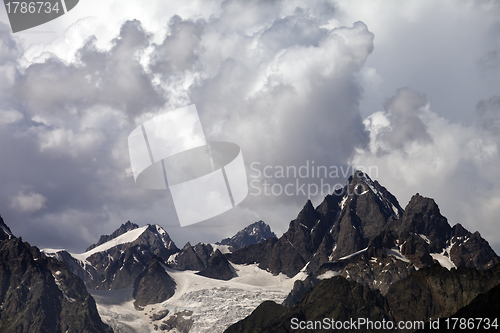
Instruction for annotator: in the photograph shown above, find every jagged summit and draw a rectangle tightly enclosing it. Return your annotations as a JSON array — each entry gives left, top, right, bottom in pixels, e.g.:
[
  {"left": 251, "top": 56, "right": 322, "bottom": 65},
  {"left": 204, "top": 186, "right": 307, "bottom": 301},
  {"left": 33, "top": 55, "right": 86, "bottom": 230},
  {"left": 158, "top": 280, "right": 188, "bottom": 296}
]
[
  {"left": 0, "top": 217, "right": 112, "bottom": 333},
  {"left": 43, "top": 222, "right": 180, "bottom": 290},
  {"left": 0, "top": 214, "right": 13, "bottom": 241},
  {"left": 86, "top": 220, "right": 139, "bottom": 251},
  {"left": 218, "top": 220, "right": 277, "bottom": 251}
]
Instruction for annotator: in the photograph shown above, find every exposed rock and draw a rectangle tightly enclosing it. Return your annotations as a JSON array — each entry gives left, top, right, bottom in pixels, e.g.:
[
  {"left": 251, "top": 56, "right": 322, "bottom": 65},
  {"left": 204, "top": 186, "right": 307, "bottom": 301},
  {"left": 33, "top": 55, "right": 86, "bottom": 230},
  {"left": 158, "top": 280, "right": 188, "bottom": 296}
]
[
  {"left": 0, "top": 235, "right": 112, "bottom": 333},
  {"left": 86, "top": 220, "right": 139, "bottom": 251},
  {"left": 225, "top": 276, "right": 393, "bottom": 333},
  {"left": 0, "top": 215, "right": 12, "bottom": 241},
  {"left": 218, "top": 220, "right": 277, "bottom": 251},
  {"left": 227, "top": 263, "right": 500, "bottom": 333},
  {"left": 170, "top": 242, "right": 206, "bottom": 271},
  {"left": 133, "top": 259, "right": 176, "bottom": 307},
  {"left": 150, "top": 309, "right": 169, "bottom": 321},
  {"left": 192, "top": 242, "right": 214, "bottom": 267},
  {"left": 386, "top": 263, "right": 500, "bottom": 323},
  {"left": 389, "top": 194, "right": 452, "bottom": 252},
  {"left": 44, "top": 222, "right": 180, "bottom": 290},
  {"left": 160, "top": 310, "right": 194, "bottom": 332},
  {"left": 197, "top": 249, "right": 234, "bottom": 280}
]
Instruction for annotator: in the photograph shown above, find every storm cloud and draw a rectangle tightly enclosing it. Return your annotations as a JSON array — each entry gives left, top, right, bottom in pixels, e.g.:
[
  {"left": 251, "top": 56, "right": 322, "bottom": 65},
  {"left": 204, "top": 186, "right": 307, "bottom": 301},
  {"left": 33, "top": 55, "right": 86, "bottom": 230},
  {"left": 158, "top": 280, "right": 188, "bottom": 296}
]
[{"left": 0, "top": 0, "right": 499, "bottom": 254}]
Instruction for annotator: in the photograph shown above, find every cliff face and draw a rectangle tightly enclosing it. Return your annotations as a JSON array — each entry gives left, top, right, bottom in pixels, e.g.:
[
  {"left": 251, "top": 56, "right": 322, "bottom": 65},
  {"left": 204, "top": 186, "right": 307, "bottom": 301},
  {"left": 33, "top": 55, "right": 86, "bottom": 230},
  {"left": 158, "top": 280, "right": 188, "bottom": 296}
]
[{"left": 0, "top": 236, "right": 112, "bottom": 333}]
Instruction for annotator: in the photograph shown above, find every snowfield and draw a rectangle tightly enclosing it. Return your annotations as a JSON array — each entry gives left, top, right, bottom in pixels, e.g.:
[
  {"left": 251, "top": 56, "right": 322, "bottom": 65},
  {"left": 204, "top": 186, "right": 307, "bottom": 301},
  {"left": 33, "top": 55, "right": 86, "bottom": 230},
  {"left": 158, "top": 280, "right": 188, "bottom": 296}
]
[{"left": 91, "top": 263, "right": 305, "bottom": 333}]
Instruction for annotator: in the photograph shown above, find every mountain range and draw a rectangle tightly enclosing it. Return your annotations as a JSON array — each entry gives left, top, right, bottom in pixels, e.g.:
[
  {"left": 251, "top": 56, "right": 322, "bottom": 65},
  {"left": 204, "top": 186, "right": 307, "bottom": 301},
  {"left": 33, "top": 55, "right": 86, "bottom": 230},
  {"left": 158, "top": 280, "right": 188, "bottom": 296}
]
[{"left": 1, "top": 170, "right": 499, "bottom": 332}]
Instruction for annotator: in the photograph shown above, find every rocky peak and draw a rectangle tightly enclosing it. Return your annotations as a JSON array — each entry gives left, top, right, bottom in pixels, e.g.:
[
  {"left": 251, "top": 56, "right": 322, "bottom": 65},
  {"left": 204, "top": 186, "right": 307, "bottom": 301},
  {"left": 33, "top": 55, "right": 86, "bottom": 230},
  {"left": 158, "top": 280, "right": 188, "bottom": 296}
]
[
  {"left": 395, "top": 194, "right": 452, "bottom": 252},
  {"left": 346, "top": 170, "right": 404, "bottom": 219},
  {"left": 86, "top": 220, "right": 139, "bottom": 251},
  {"left": 218, "top": 221, "right": 277, "bottom": 251},
  {"left": 0, "top": 215, "right": 13, "bottom": 241},
  {"left": 196, "top": 249, "right": 234, "bottom": 280},
  {"left": 0, "top": 223, "right": 112, "bottom": 333}
]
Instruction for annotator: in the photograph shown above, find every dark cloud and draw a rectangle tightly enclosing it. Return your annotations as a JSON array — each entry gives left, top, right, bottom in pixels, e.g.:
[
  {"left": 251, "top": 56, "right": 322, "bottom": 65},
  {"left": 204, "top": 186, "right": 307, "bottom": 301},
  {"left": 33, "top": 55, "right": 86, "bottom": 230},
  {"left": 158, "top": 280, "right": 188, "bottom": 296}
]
[
  {"left": 476, "top": 50, "right": 499, "bottom": 72},
  {"left": 150, "top": 16, "right": 204, "bottom": 75},
  {"left": 1, "top": 3, "right": 373, "bottom": 252},
  {"left": 377, "top": 88, "right": 432, "bottom": 152},
  {"left": 476, "top": 95, "right": 500, "bottom": 135},
  {"left": 14, "top": 20, "right": 164, "bottom": 119}
]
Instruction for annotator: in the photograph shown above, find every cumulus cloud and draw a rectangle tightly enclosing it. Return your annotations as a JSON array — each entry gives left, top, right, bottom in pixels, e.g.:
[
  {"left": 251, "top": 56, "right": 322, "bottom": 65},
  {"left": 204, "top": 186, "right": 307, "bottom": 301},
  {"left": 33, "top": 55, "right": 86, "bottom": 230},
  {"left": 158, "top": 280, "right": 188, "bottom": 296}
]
[
  {"left": 477, "top": 96, "right": 500, "bottom": 135},
  {"left": 0, "top": 1, "right": 376, "bottom": 251},
  {"left": 10, "top": 190, "right": 47, "bottom": 213},
  {"left": 365, "top": 88, "right": 431, "bottom": 154},
  {"left": 0, "top": 0, "right": 499, "bottom": 254},
  {"left": 353, "top": 88, "right": 500, "bottom": 252}
]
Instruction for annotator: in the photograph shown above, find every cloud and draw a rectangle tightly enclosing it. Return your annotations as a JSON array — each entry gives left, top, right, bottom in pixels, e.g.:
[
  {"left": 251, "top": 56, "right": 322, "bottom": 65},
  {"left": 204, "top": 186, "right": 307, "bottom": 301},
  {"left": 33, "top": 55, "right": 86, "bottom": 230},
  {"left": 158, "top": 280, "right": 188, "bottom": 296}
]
[
  {"left": 0, "top": 1, "right": 376, "bottom": 251},
  {"left": 0, "top": 0, "right": 499, "bottom": 255},
  {"left": 0, "top": 109, "right": 23, "bottom": 124},
  {"left": 476, "top": 95, "right": 500, "bottom": 135},
  {"left": 365, "top": 88, "right": 432, "bottom": 154},
  {"left": 10, "top": 190, "right": 47, "bottom": 213},
  {"left": 353, "top": 88, "right": 500, "bottom": 252}
]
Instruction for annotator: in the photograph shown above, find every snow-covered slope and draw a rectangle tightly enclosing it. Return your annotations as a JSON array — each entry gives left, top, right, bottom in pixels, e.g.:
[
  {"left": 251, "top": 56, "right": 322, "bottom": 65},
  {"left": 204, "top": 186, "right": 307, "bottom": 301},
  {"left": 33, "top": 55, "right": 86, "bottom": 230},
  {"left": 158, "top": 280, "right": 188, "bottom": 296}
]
[
  {"left": 91, "top": 263, "right": 306, "bottom": 333},
  {"left": 43, "top": 223, "right": 180, "bottom": 290},
  {"left": 73, "top": 226, "right": 149, "bottom": 261}
]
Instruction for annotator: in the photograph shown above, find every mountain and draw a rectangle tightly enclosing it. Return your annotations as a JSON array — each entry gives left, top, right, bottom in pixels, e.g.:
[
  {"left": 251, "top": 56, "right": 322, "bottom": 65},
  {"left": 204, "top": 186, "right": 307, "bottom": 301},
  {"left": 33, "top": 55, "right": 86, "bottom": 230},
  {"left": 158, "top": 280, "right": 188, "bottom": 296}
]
[
  {"left": 0, "top": 215, "right": 12, "bottom": 241},
  {"left": 0, "top": 219, "right": 112, "bottom": 333},
  {"left": 218, "top": 221, "right": 277, "bottom": 251},
  {"left": 228, "top": 171, "right": 499, "bottom": 302},
  {"left": 43, "top": 223, "right": 179, "bottom": 290},
  {"left": 133, "top": 258, "right": 176, "bottom": 307},
  {"left": 167, "top": 221, "right": 276, "bottom": 272},
  {"left": 225, "top": 263, "right": 500, "bottom": 333},
  {"left": 86, "top": 220, "right": 139, "bottom": 251},
  {"left": 36, "top": 170, "right": 499, "bottom": 332}
]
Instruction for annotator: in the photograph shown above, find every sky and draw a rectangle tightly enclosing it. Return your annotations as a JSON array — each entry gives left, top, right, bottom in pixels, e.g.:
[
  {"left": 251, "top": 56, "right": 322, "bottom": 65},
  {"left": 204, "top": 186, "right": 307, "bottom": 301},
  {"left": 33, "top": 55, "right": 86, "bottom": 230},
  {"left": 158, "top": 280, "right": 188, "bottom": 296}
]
[{"left": 0, "top": 0, "right": 499, "bottom": 254}]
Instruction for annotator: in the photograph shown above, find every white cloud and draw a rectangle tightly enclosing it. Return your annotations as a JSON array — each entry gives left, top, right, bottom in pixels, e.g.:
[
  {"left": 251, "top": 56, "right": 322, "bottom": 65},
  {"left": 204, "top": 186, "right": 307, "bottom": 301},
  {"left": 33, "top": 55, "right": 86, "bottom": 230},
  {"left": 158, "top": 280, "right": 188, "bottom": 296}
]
[
  {"left": 10, "top": 190, "right": 47, "bottom": 213},
  {"left": 352, "top": 89, "right": 500, "bottom": 248},
  {"left": 0, "top": 0, "right": 499, "bottom": 254},
  {"left": 0, "top": 109, "right": 23, "bottom": 124}
]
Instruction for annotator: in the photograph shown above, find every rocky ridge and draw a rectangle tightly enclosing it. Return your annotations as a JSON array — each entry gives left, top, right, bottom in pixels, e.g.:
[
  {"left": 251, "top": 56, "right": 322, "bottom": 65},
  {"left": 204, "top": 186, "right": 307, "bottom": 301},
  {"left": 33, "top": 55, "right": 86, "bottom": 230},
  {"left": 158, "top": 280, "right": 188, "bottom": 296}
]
[{"left": 0, "top": 219, "right": 112, "bottom": 333}]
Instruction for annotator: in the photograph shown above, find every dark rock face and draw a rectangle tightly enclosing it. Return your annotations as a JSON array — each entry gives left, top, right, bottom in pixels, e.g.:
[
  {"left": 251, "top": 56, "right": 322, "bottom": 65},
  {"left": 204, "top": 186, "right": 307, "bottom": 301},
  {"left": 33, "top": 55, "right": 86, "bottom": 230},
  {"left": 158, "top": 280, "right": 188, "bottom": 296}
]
[
  {"left": 196, "top": 249, "right": 234, "bottom": 280},
  {"left": 416, "top": 282, "right": 500, "bottom": 332},
  {"left": 133, "top": 259, "right": 176, "bottom": 307},
  {"left": 0, "top": 215, "right": 12, "bottom": 241},
  {"left": 225, "top": 171, "right": 499, "bottom": 308},
  {"left": 192, "top": 242, "right": 214, "bottom": 267},
  {"left": 386, "top": 263, "right": 500, "bottom": 323},
  {"left": 0, "top": 235, "right": 112, "bottom": 333},
  {"left": 389, "top": 194, "right": 452, "bottom": 252},
  {"left": 449, "top": 229, "right": 499, "bottom": 270},
  {"left": 225, "top": 276, "right": 393, "bottom": 333},
  {"left": 226, "top": 237, "right": 278, "bottom": 268},
  {"left": 45, "top": 222, "right": 180, "bottom": 290},
  {"left": 218, "top": 220, "right": 277, "bottom": 251},
  {"left": 86, "top": 220, "right": 139, "bottom": 251},
  {"left": 169, "top": 242, "right": 206, "bottom": 271},
  {"left": 159, "top": 310, "right": 194, "bottom": 332},
  {"left": 227, "top": 264, "right": 500, "bottom": 333}
]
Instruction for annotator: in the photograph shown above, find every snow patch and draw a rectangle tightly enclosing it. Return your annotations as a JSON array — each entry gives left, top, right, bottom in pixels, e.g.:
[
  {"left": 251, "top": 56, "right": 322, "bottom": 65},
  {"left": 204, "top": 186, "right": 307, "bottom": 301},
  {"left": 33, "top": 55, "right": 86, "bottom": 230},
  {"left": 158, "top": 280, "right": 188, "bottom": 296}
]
[
  {"left": 419, "top": 234, "right": 431, "bottom": 244},
  {"left": 340, "top": 195, "right": 348, "bottom": 209},
  {"left": 79, "top": 226, "right": 148, "bottom": 259},
  {"left": 339, "top": 247, "right": 368, "bottom": 260},
  {"left": 210, "top": 244, "right": 232, "bottom": 254},
  {"left": 317, "top": 270, "right": 341, "bottom": 280},
  {"left": 430, "top": 243, "right": 456, "bottom": 270},
  {"left": 386, "top": 248, "right": 411, "bottom": 263}
]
